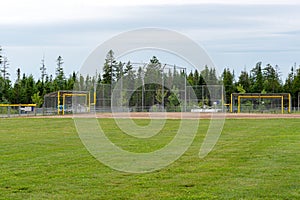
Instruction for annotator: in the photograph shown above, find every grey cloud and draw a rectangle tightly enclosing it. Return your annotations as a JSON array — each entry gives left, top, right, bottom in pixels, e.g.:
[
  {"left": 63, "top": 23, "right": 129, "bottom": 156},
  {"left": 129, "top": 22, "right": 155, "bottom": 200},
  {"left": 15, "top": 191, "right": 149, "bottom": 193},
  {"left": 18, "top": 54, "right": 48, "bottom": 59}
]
[{"left": 2, "top": 4, "right": 300, "bottom": 46}]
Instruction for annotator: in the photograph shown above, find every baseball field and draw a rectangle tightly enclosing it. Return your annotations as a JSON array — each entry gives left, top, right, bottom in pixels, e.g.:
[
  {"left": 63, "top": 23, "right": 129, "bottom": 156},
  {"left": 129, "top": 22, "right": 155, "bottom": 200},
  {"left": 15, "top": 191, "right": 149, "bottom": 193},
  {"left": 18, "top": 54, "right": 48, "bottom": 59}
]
[{"left": 1, "top": 116, "right": 300, "bottom": 199}]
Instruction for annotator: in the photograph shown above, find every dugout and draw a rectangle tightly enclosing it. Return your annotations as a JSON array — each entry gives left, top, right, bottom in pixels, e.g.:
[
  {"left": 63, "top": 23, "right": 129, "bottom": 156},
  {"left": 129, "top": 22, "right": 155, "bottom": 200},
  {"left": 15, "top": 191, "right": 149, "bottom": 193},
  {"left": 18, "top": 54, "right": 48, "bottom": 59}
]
[
  {"left": 230, "top": 93, "right": 291, "bottom": 114},
  {"left": 44, "top": 90, "right": 90, "bottom": 115}
]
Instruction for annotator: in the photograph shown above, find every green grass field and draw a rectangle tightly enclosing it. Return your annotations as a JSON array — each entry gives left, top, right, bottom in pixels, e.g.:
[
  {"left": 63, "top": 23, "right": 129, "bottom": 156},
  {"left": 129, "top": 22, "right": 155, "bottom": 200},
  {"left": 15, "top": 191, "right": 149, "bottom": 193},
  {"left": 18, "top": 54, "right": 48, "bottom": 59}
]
[{"left": 1, "top": 118, "right": 300, "bottom": 199}]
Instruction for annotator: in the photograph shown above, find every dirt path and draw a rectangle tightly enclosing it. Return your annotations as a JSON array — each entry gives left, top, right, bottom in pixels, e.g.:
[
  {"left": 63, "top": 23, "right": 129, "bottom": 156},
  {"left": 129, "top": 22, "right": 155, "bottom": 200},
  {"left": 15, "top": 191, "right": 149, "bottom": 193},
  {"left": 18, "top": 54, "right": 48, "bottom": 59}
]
[{"left": 29, "top": 112, "right": 300, "bottom": 119}]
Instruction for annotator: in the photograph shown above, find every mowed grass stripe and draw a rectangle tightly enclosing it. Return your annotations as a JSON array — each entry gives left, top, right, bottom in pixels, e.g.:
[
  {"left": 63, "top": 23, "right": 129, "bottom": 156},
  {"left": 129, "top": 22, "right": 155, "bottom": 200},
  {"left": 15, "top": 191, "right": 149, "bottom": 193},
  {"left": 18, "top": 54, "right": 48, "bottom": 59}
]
[{"left": 0, "top": 118, "right": 299, "bottom": 199}]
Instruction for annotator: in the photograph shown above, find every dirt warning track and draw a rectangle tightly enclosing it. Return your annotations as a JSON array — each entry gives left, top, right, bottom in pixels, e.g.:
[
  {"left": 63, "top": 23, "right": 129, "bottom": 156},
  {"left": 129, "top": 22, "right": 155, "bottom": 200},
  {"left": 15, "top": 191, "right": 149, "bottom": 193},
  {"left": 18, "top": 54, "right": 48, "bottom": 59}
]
[{"left": 32, "top": 112, "right": 300, "bottom": 119}]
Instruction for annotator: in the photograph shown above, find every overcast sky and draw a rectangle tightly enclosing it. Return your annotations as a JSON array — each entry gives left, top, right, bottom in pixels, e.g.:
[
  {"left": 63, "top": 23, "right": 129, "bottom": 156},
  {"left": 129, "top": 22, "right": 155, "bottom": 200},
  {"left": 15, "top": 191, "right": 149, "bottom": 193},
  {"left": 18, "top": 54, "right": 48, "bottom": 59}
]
[{"left": 1, "top": 0, "right": 300, "bottom": 82}]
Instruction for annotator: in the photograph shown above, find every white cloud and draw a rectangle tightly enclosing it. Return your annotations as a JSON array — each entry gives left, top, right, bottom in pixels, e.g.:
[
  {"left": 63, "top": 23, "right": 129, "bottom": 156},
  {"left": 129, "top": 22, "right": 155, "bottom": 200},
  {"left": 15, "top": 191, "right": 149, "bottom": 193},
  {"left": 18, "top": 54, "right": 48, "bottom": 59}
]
[
  {"left": 67, "top": 0, "right": 300, "bottom": 6},
  {"left": 0, "top": 0, "right": 125, "bottom": 25},
  {"left": 1, "top": 0, "right": 300, "bottom": 81},
  {"left": 1, "top": 0, "right": 299, "bottom": 25}
]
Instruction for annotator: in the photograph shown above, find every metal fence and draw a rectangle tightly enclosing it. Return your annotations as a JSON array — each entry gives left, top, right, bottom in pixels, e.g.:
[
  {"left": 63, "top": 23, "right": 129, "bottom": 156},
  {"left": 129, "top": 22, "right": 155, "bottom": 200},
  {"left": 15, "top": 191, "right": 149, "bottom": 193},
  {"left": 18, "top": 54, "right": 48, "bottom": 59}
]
[
  {"left": 95, "top": 84, "right": 224, "bottom": 113},
  {"left": 0, "top": 104, "right": 37, "bottom": 118}
]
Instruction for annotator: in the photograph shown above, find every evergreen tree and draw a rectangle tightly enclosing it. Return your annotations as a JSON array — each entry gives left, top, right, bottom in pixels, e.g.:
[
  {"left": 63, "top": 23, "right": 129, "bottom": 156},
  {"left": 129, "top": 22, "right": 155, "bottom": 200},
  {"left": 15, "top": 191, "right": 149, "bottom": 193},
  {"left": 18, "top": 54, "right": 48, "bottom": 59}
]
[
  {"left": 24, "top": 75, "right": 37, "bottom": 103},
  {"left": 237, "top": 69, "right": 251, "bottom": 93},
  {"left": 208, "top": 68, "right": 218, "bottom": 85},
  {"left": 66, "top": 72, "right": 77, "bottom": 90},
  {"left": 201, "top": 65, "right": 209, "bottom": 84},
  {"left": 292, "top": 68, "right": 300, "bottom": 107},
  {"left": 1, "top": 57, "right": 10, "bottom": 80},
  {"left": 0, "top": 55, "right": 11, "bottom": 103},
  {"left": 0, "top": 46, "right": 2, "bottom": 66},
  {"left": 55, "top": 56, "right": 65, "bottom": 90},
  {"left": 131, "top": 66, "right": 144, "bottom": 109},
  {"left": 187, "top": 71, "right": 194, "bottom": 85},
  {"left": 250, "top": 62, "right": 264, "bottom": 93},
  {"left": 283, "top": 66, "right": 294, "bottom": 94},
  {"left": 193, "top": 70, "right": 200, "bottom": 85},
  {"left": 11, "top": 68, "right": 21, "bottom": 103},
  {"left": 40, "top": 56, "right": 47, "bottom": 83},
  {"left": 102, "top": 50, "right": 117, "bottom": 84},
  {"left": 0, "top": 76, "right": 11, "bottom": 103},
  {"left": 144, "top": 56, "right": 162, "bottom": 108},
  {"left": 115, "top": 61, "right": 124, "bottom": 81},
  {"left": 44, "top": 75, "right": 53, "bottom": 95},
  {"left": 35, "top": 80, "right": 44, "bottom": 98},
  {"left": 123, "top": 61, "right": 135, "bottom": 92},
  {"left": 222, "top": 68, "right": 235, "bottom": 103},
  {"left": 96, "top": 73, "right": 102, "bottom": 93},
  {"left": 263, "top": 64, "right": 281, "bottom": 93}
]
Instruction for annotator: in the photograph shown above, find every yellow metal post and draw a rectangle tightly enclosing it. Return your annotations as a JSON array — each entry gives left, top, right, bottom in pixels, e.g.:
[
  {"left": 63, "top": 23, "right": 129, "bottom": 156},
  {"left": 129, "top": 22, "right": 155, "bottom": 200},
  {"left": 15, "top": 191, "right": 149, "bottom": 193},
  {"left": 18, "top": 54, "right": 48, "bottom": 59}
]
[
  {"left": 288, "top": 93, "right": 291, "bottom": 113},
  {"left": 57, "top": 91, "right": 60, "bottom": 115},
  {"left": 62, "top": 94, "right": 65, "bottom": 115},
  {"left": 230, "top": 93, "right": 233, "bottom": 113},
  {"left": 281, "top": 96, "right": 284, "bottom": 114},
  {"left": 88, "top": 92, "right": 91, "bottom": 112},
  {"left": 0, "top": 104, "right": 36, "bottom": 107},
  {"left": 238, "top": 96, "right": 240, "bottom": 113}
]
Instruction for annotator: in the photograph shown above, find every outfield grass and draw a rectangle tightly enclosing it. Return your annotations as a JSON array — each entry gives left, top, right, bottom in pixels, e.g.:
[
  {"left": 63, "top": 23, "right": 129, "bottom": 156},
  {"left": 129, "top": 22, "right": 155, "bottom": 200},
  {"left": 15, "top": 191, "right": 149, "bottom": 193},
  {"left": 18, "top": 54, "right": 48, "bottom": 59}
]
[{"left": 0, "top": 118, "right": 300, "bottom": 199}]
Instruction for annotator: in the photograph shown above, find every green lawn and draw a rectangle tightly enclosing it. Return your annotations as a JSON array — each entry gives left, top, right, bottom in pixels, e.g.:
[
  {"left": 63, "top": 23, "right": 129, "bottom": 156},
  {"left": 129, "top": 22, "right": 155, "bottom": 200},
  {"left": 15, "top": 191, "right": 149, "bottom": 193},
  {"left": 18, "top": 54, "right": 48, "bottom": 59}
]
[{"left": 0, "top": 118, "right": 300, "bottom": 199}]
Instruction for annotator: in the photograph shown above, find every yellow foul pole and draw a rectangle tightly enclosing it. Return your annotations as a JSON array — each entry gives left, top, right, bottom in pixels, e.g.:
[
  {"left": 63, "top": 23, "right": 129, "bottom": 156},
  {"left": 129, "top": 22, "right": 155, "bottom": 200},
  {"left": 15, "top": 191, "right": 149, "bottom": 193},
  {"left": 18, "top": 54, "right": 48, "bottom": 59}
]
[
  {"left": 88, "top": 92, "right": 91, "bottom": 112},
  {"left": 288, "top": 93, "right": 291, "bottom": 113},
  {"left": 237, "top": 96, "right": 241, "bottom": 113},
  {"left": 230, "top": 93, "right": 233, "bottom": 113},
  {"left": 62, "top": 94, "right": 65, "bottom": 115},
  {"left": 57, "top": 91, "right": 60, "bottom": 115},
  {"left": 281, "top": 96, "right": 284, "bottom": 114}
]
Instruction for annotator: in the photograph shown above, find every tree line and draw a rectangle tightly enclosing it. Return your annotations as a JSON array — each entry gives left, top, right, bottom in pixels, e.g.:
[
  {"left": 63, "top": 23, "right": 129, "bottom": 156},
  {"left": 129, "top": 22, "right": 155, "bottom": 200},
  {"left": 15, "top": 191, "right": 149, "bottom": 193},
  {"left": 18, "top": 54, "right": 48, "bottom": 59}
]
[
  {"left": 1, "top": 47, "right": 300, "bottom": 108},
  {"left": 220, "top": 62, "right": 300, "bottom": 106}
]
